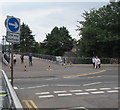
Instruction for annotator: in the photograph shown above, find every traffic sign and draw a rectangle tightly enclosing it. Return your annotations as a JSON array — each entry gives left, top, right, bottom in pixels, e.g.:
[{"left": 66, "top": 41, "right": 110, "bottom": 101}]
[
  {"left": 5, "top": 16, "right": 20, "bottom": 43},
  {"left": 8, "top": 17, "right": 20, "bottom": 32},
  {"left": 6, "top": 32, "right": 20, "bottom": 44},
  {"left": 6, "top": 16, "right": 20, "bottom": 33}
]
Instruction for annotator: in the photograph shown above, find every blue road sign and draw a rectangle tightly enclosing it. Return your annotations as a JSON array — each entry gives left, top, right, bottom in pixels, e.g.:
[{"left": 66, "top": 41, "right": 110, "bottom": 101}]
[
  {"left": 6, "top": 16, "right": 20, "bottom": 43},
  {"left": 8, "top": 17, "right": 20, "bottom": 33}
]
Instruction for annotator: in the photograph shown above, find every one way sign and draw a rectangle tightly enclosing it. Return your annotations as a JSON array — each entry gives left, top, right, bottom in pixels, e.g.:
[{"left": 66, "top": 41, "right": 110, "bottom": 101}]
[{"left": 5, "top": 16, "right": 20, "bottom": 43}]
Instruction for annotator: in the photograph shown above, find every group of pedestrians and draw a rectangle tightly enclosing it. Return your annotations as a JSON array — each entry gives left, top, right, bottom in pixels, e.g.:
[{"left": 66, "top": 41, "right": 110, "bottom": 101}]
[
  {"left": 92, "top": 56, "right": 101, "bottom": 69},
  {"left": 13, "top": 53, "right": 33, "bottom": 66}
]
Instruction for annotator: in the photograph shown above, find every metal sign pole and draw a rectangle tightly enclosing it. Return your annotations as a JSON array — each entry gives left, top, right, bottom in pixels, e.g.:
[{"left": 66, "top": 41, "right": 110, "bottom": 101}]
[
  {"left": 5, "top": 16, "right": 20, "bottom": 86},
  {"left": 11, "top": 43, "right": 13, "bottom": 86},
  {"left": 9, "top": 43, "right": 10, "bottom": 59}
]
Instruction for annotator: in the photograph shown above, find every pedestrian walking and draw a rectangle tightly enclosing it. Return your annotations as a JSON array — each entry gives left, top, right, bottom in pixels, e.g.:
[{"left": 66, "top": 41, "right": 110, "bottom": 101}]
[
  {"left": 95, "top": 56, "right": 101, "bottom": 69},
  {"left": 28, "top": 53, "right": 32, "bottom": 66},
  {"left": 13, "top": 55, "right": 16, "bottom": 65},
  {"left": 20, "top": 54, "right": 24, "bottom": 63},
  {"left": 92, "top": 56, "right": 96, "bottom": 68},
  {"left": 97, "top": 57, "right": 101, "bottom": 68}
]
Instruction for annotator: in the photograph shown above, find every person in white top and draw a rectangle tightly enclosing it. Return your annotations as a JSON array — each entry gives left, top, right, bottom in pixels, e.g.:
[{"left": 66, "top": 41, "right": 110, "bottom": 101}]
[{"left": 95, "top": 56, "right": 101, "bottom": 69}]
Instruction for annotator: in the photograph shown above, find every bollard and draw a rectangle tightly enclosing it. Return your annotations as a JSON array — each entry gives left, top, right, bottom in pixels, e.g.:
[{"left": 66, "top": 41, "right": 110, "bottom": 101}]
[
  {"left": 49, "top": 65, "right": 50, "bottom": 69},
  {"left": 24, "top": 65, "right": 27, "bottom": 71},
  {"left": 47, "top": 65, "right": 52, "bottom": 70},
  {"left": 69, "top": 61, "right": 72, "bottom": 68},
  {"left": 48, "top": 65, "right": 51, "bottom": 70}
]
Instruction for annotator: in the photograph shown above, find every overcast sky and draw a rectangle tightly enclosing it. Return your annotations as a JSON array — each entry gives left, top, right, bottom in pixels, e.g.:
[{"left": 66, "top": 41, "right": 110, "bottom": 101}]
[{"left": 0, "top": 1, "right": 109, "bottom": 43}]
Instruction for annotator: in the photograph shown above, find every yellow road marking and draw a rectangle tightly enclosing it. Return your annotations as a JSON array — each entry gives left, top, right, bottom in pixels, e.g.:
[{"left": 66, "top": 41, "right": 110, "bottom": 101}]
[
  {"left": 23, "top": 100, "right": 39, "bottom": 110},
  {"left": 64, "top": 69, "right": 106, "bottom": 78},
  {"left": 23, "top": 100, "right": 33, "bottom": 109},
  {"left": 29, "top": 100, "right": 39, "bottom": 109}
]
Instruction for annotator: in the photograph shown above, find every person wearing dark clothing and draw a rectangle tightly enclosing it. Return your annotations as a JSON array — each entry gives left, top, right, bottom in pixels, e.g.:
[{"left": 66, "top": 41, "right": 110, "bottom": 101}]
[
  {"left": 92, "top": 56, "right": 96, "bottom": 68},
  {"left": 13, "top": 55, "right": 16, "bottom": 65},
  {"left": 29, "top": 53, "right": 32, "bottom": 66},
  {"left": 20, "top": 55, "right": 24, "bottom": 63}
]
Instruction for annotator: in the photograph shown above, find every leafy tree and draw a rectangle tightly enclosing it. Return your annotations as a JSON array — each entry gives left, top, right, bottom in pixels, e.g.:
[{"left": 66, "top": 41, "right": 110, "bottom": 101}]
[
  {"left": 77, "top": 2, "right": 120, "bottom": 58},
  {"left": 41, "top": 26, "right": 74, "bottom": 56},
  {"left": 14, "top": 23, "right": 38, "bottom": 53}
]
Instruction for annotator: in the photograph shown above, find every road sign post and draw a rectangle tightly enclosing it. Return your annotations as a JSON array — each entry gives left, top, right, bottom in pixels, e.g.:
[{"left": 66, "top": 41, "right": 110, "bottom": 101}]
[
  {"left": 6, "top": 16, "right": 20, "bottom": 44},
  {"left": 11, "top": 44, "right": 13, "bottom": 86},
  {"left": 5, "top": 16, "right": 20, "bottom": 86}
]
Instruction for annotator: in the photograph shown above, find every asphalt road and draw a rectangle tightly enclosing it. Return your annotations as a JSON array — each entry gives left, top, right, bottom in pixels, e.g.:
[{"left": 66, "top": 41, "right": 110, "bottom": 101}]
[
  {"left": 13, "top": 67, "right": 118, "bottom": 109},
  {"left": 2, "top": 56, "right": 119, "bottom": 109}
]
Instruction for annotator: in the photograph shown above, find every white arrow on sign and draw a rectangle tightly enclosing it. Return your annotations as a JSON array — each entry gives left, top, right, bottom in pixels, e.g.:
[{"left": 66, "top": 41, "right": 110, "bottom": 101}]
[{"left": 9, "top": 22, "right": 18, "bottom": 28}]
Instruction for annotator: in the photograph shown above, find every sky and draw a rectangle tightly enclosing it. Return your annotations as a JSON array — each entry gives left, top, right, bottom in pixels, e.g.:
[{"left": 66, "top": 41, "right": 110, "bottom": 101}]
[{"left": 0, "top": 0, "right": 109, "bottom": 43}]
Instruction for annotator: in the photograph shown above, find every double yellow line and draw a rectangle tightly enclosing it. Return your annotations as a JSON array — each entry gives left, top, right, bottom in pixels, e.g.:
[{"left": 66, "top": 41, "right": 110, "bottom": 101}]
[
  {"left": 23, "top": 100, "right": 39, "bottom": 110},
  {"left": 64, "top": 69, "right": 106, "bottom": 78}
]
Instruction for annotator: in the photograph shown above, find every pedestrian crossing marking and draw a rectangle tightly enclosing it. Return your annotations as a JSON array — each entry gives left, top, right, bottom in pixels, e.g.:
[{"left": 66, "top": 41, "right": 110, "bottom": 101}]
[
  {"left": 35, "top": 86, "right": 119, "bottom": 99},
  {"left": 39, "top": 95, "right": 54, "bottom": 98}
]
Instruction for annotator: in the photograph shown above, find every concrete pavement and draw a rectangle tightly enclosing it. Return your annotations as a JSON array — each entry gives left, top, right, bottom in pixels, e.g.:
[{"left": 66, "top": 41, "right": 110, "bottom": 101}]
[{"left": 2, "top": 54, "right": 118, "bottom": 79}]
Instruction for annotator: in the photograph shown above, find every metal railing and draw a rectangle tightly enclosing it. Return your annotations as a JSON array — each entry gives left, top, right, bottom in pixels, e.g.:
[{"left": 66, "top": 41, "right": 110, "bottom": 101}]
[
  {"left": 32, "top": 54, "right": 119, "bottom": 64},
  {"left": 1, "top": 70, "right": 23, "bottom": 109},
  {"left": 2, "top": 54, "right": 9, "bottom": 66}
]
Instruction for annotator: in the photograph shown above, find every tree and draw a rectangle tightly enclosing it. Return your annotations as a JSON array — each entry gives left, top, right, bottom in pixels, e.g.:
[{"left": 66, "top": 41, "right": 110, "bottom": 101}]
[
  {"left": 14, "top": 23, "right": 38, "bottom": 53},
  {"left": 41, "top": 26, "right": 74, "bottom": 56},
  {"left": 77, "top": 2, "right": 120, "bottom": 58}
]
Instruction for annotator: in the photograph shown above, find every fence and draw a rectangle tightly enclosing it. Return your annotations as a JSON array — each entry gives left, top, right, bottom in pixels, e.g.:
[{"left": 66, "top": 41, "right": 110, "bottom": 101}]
[{"left": 32, "top": 54, "right": 119, "bottom": 64}]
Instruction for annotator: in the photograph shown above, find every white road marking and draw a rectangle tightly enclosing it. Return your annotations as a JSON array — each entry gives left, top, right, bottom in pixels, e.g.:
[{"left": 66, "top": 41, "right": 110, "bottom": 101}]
[
  {"left": 88, "top": 76, "right": 102, "bottom": 79},
  {"left": 35, "top": 92, "right": 50, "bottom": 95},
  {"left": 69, "top": 90, "right": 83, "bottom": 92},
  {"left": 39, "top": 95, "right": 54, "bottom": 98},
  {"left": 97, "top": 76, "right": 102, "bottom": 78},
  {"left": 107, "top": 90, "right": 118, "bottom": 93},
  {"left": 75, "top": 92, "right": 89, "bottom": 95},
  {"left": 55, "top": 84, "right": 81, "bottom": 87},
  {"left": 85, "top": 89, "right": 98, "bottom": 91},
  {"left": 45, "top": 78, "right": 59, "bottom": 80},
  {"left": 46, "top": 69, "right": 52, "bottom": 70},
  {"left": 91, "top": 91, "right": 104, "bottom": 94},
  {"left": 54, "top": 91, "right": 67, "bottom": 93},
  {"left": 83, "top": 82, "right": 102, "bottom": 86},
  {"left": 13, "top": 87, "right": 18, "bottom": 89},
  {"left": 27, "top": 85, "right": 48, "bottom": 89},
  {"left": 58, "top": 93, "right": 72, "bottom": 97},
  {"left": 20, "top": 85, "right": 48, "bottom": 89},
  {"left": 35, "top": 86, "right": 119, "bottom": 98},
  {"left": 113, "top": 87, "right": 120, "bottom": 89},
  {"left": 99, "top": 88, "right": 111, "bottom": 90}
]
